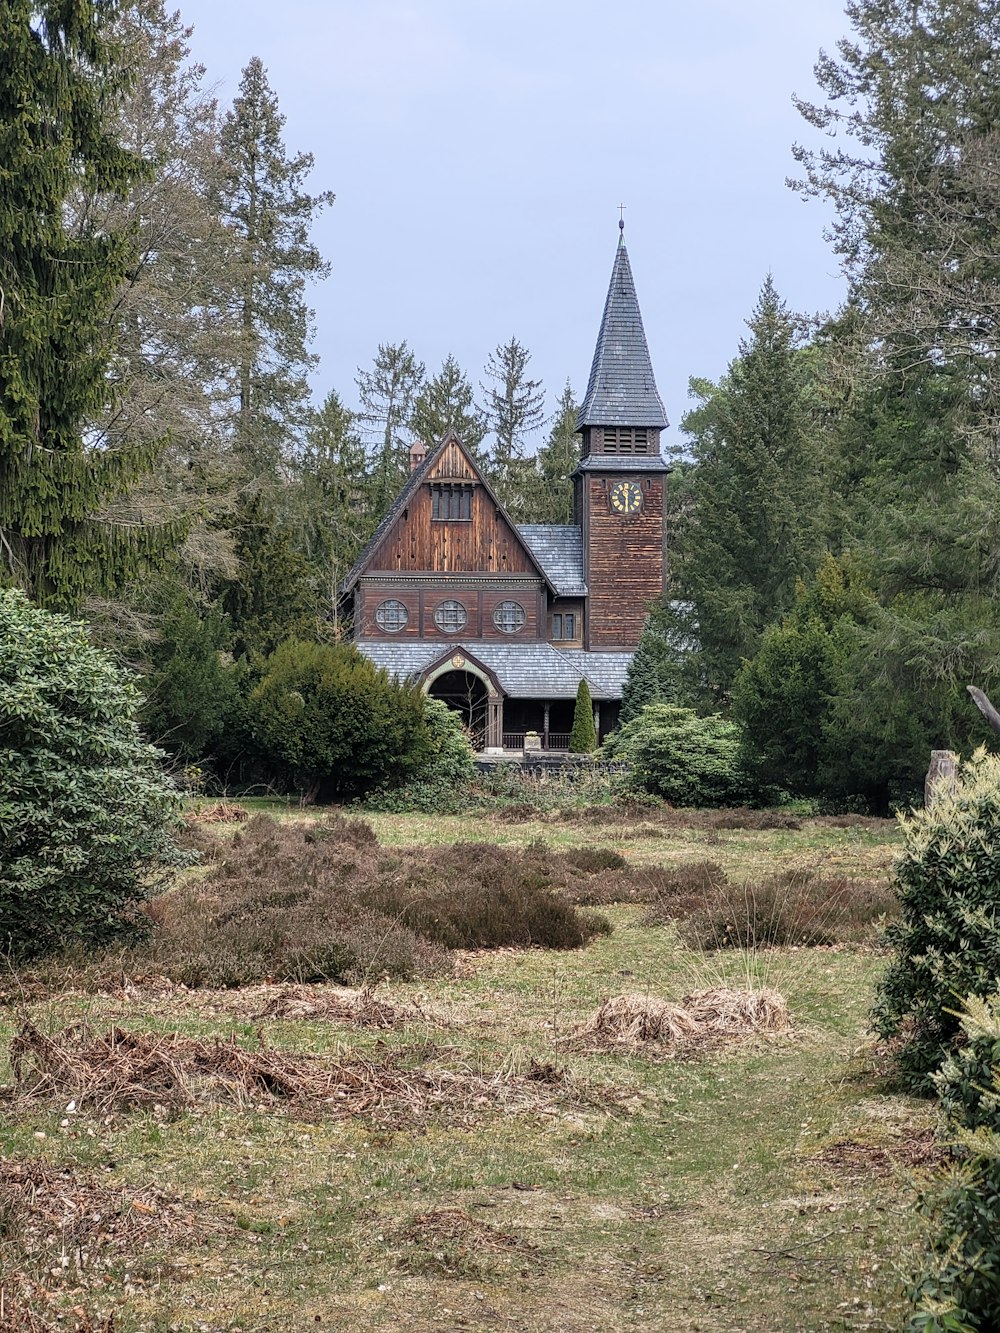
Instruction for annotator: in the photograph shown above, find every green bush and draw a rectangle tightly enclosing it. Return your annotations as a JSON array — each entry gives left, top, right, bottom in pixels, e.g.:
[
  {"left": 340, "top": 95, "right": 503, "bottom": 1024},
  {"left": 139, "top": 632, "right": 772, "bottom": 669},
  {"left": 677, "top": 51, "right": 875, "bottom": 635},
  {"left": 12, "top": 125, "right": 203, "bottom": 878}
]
[
  {"left": 569, "top": 678, "right": 597, "bottom": 753},
  {"left": 604, "top": 703, "right": 754, "bottom": 807},
  {"left": 245, "top": 639, "right": 429, "bottom": 798},
  {"left": 0, "top": 590, "right": 185, "bottom": 961},
  {"left": 908, "top": 995, "right": 1000, "bottom": 1333},
  {"left": 140, "top": 591, "right": 238, "bottom": 763},
  {"left": 872, "top": 749, "right": 1000, "bottom": 1093},
  {"left": 367, "top": 698, "right": 476, "bottom": 812}
]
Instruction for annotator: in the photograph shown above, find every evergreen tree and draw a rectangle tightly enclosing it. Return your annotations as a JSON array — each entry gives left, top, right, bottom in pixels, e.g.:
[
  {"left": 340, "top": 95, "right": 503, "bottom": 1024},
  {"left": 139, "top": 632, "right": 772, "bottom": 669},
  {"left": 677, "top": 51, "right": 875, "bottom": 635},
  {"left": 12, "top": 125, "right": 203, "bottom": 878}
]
[
  {"left": 141, "top": 592, "right": 237, "bottom": 763},
  {"left": 569, "top": 679, "right": 597, "bottom": 753},
  {"left": 356, "top": 341, "right": 425, "bottom": 517},
  {"left": 668, "top": 278, "right": 826, "bottom": 701},
  {"left": 77, "top": 0, "right": 240, "bottom": 607},
  {"left": 220, "top": 57, "right": 334, "bottom": 476},
  {"left": 526, "top": 381, "right": 579, "bottom": 524},
  {"left": 291, "top": 390, "right": 372, "bottom": 622},
  {"left": 411, "top": 355, "right": 487, "bottom": 461},
  {"left": 0, "top": 0, "right": 182, "bottom": 609},
  {"left": 481, "top": 337, "right": 545, "bottom": 516},
  {"left": 223, "top": 493, "right": 319, "bottom": 659},
  {"left": 793, "top": 0, "right": 1000, "bottom": 732},
  {"left": 620, "top": 619, "right": 676, "bottom": 724}
]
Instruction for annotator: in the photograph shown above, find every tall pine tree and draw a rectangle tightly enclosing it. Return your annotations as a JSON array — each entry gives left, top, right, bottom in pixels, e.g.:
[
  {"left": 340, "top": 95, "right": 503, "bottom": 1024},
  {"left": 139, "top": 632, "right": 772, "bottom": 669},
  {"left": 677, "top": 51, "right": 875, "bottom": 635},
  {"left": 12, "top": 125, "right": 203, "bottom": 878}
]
[
  {"left": 527, "top": 381, "right": 580, "bottom": 524},
  {"left": 220, "top": 57, "right": 334, "bottom": 477},
  {"left": 668, "top": 277, "right": 825, "bottom": 701},
  {"left": 356, "top": 341, "right": 425, "bottom": 518},
  {"left": 411, "top": 355, "right": 487, "bottom": 461},
  {"left": 0, "top": 0, "right": 182, "bottom": 609},
  {"left": 481, "top": 337, "right": 545, "bottom": 516}
]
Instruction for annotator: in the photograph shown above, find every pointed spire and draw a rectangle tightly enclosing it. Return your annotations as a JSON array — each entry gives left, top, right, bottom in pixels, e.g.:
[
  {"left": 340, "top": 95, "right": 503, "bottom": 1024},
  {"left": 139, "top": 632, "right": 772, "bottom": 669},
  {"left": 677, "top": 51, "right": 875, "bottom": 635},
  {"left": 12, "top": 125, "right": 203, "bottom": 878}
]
[{"left": 577, "top": 233, "right": 668, "bottom": 430}]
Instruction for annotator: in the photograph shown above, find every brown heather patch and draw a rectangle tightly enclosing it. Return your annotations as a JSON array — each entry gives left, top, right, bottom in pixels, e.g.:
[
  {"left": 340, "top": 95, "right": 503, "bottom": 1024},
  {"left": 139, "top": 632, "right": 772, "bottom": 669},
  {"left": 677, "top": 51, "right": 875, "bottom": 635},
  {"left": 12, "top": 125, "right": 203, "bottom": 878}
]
[
  {"left": 662, "top": 867, "right": 898, "bottom": 949},
  {"left": 141, "top": 814, "right": 612, "bottom": 989}
]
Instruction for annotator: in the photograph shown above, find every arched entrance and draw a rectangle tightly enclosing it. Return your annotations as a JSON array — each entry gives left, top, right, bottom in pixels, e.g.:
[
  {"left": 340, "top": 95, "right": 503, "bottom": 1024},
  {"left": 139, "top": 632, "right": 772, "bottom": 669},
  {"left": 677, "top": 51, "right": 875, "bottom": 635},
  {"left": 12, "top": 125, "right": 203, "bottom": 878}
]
[{"left": 427, "top": 669, "right": 488, "bottom": 750}]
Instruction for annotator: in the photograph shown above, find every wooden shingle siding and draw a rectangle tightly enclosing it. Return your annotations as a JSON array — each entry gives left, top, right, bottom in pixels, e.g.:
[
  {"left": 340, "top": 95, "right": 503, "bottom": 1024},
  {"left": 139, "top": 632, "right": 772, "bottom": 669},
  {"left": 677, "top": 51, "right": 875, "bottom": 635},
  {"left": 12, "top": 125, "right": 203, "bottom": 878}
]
[
  {"left": 360, "top": 581, "right": 544, "bottom": 641},
  {"left": 585, "top": 475, "right": 664, "bottom": 648},
  {"left": 368, "top": 483, "right": 538, "bottom": 577}
]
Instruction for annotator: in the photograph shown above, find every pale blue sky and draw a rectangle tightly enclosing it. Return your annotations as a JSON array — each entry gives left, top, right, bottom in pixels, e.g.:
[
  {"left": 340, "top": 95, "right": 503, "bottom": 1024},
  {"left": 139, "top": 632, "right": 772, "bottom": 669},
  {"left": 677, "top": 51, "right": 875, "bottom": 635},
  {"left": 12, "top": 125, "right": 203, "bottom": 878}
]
[{"left": 178, "top": 0, "right": 852, "bottom": 449}]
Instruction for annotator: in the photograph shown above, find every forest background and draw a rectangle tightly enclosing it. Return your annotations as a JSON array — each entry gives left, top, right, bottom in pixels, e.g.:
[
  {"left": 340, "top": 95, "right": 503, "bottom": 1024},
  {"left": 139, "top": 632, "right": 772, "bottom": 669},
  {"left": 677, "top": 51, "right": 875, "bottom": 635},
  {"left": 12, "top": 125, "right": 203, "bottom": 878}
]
[{"left": 4, "top": 0, "right": 1000, "bottom": 813}]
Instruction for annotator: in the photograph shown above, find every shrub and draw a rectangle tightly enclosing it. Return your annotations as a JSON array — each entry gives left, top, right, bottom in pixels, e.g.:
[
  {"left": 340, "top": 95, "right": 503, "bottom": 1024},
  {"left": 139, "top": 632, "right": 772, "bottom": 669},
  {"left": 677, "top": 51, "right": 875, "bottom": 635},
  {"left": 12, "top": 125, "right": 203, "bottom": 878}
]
[
  {"left": 604, "top": 703, "right": 755, "bottom": 807},
  {"left": 245, "top": 639, "right": 429, "bottom": 799},
  {"left": 367, "top": 698, "right": 476, "bottom": 812},
  {"left": 140, "top": 591, "right": 238, "bottom": 764},
  {"left": 673, "top": 868, "right": 895, "bottom": 950},
  {"left": 0, "top": 590, "right": 185, "bottom": 961},
  {"left": 140, "top": 815, "right": 611, "bottom": 987},
  {"left": 569, "top": 679, "right": 597, "bottom": 754},
  {"left": 908, "top": 994, "right": 1000, "bottom": 1332},
  {"left": 872, "top": 749, "right": 1000, "bottom": 1093}
]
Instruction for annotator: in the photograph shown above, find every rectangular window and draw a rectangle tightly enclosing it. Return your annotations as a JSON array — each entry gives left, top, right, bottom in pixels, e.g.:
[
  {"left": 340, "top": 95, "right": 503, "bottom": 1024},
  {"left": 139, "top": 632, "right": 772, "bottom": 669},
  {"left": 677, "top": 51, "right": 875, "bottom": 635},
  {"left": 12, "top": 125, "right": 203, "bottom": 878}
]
[
  {"left": 552, "top": 613, "right": 576, "bottom": 641},
  {"left": 431, "top": 485, "right": 473, "bottom": 521}
]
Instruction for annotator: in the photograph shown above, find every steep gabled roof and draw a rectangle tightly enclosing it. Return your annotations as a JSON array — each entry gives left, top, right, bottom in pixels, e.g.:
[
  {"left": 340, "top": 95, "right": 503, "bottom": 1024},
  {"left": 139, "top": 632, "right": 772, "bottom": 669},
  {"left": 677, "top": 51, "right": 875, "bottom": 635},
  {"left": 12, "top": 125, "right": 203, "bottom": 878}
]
[
  {"left": 516, "top": 525, "right": 587, "bottom": 597},
  {"left": 338, "top": 430, "right": 552, "bottom": 598},
  {"left": 577, "top": 232, "right": 668, "bottom": 430}
]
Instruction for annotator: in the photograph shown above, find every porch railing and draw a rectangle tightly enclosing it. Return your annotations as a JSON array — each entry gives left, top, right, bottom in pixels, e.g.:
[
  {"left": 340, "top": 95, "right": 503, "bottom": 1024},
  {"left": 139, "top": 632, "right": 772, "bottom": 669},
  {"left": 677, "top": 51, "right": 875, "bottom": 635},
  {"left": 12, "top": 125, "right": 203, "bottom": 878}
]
[{"left": 501, "top": 732, "right": 572, "bottom": 751}]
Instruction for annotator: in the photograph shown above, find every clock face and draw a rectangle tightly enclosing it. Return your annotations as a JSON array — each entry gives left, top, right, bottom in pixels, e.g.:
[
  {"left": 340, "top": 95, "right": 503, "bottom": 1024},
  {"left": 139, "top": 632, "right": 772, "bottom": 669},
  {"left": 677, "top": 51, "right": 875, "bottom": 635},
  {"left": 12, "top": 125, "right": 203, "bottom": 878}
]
[{"left": 609, "top": 480, "right": 643, "bottom": 515}]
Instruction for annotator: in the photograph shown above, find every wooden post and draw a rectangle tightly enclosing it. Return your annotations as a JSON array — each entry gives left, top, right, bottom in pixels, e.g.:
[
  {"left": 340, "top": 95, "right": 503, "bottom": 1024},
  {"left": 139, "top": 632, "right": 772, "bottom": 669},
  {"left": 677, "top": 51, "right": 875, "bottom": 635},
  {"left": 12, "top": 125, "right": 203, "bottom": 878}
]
[
  {"left": 543, "top": 701, "right": 550, "bottom": 751},
  {"left": 925, "top": 750, "right": 958, "bottom": 809}
]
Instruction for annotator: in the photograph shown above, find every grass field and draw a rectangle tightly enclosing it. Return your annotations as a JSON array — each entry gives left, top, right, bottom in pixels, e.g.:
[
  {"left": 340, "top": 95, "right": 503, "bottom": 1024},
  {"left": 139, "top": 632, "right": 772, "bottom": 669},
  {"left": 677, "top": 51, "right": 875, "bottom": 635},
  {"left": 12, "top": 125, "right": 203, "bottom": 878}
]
[{"left": 0, "top": 805, "right": 936, "bottom": 1332}]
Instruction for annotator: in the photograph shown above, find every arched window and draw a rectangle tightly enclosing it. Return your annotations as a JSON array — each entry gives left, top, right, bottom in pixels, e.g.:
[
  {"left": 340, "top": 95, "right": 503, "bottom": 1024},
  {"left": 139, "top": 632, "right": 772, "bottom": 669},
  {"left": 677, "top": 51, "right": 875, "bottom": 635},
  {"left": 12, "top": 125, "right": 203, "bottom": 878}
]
[
  {"left": 493, "top": 600, "right": 526, "bottom": 634},
  {"left": 433, "top": 600, "right": 468, "bottom": 633},
  {"left": 375, "top": 599, "right": 408, "bottom": 632}
]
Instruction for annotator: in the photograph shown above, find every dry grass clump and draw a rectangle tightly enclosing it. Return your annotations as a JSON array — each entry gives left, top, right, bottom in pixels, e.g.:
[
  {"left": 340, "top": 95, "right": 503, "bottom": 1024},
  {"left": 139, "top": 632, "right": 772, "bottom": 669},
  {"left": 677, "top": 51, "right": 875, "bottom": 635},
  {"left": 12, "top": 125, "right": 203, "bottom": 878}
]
[
  {"left": 0, "top": 1158, "right": 211, "bottom": 1293},
  {"left": 188, "top": 800, "right": 250, "bottom": 824},
  {"left": 668, "top": 868, "right": 897, "bottom": 949},
  {"left": 0, "top": 1284, "right": 114, "bottom": 1331},
  {"left": 3, "top": 1021, "right": 592, "bottom": 1122},
  {"left": 246, "top": 983, "right": 438, "bottom": 1028},
  {"left": 140, "top": 815, "right": 610, "bottom": 989},
  {"left": 563, "top": 986, "right": 789, "bottom": 1055},
  {"left": 399, "top": 1206, "right": 537, "bottom": 1279}
]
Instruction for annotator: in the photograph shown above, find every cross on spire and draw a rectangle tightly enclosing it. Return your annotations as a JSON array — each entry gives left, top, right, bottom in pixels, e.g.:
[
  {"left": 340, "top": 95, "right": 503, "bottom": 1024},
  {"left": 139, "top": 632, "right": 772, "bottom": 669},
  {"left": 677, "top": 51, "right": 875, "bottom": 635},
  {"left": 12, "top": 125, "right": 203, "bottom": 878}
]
[{"left": 617, "top": 202, "right": 626, "bottom": 233}]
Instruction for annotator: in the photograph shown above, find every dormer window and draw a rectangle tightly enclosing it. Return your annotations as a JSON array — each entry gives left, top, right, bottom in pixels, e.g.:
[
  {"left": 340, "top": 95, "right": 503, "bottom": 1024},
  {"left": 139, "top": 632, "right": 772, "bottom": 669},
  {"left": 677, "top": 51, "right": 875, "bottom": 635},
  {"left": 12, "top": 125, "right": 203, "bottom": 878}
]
[{"left": 431, "top": 484, "right": 473, "bottom": 521}]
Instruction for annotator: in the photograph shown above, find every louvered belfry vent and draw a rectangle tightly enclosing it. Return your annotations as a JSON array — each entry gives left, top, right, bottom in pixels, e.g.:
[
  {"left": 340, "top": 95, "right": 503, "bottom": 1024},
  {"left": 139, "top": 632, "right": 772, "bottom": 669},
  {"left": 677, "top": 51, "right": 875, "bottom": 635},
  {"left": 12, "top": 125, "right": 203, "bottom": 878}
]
[{"left": 600, "top": 427, "right": 650, "bottom": 455}]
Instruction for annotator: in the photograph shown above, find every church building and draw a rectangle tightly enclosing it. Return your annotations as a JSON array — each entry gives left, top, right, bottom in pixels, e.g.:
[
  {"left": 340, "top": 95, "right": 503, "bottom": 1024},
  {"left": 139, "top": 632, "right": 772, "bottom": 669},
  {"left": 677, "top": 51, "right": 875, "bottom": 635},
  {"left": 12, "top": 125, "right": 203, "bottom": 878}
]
[{"left": 339, "top": 226, "right": 669, "bottom": 752}]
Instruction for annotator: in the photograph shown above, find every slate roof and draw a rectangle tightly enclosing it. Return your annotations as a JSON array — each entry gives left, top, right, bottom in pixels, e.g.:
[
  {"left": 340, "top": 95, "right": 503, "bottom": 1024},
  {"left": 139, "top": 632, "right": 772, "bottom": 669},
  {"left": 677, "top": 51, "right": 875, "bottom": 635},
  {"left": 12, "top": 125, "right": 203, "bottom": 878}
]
[
  {"left": 577, "top": 234, "right": 668, "bottom": 431},
  {"left": 355, "top": 639, "right": 633, "bottom": 701},
  {"left": 574, "top": 455, "right": 670, "bottom": 474},
  {"left": 516, "top": 525, "right": 587, "bottom": 596}
]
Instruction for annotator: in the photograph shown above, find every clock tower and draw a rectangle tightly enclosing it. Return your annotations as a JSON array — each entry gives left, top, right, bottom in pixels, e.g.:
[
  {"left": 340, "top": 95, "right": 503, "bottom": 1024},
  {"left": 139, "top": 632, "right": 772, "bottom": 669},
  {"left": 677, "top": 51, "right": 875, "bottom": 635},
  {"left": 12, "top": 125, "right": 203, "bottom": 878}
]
[{"left": 574, "top": 224, "right": 670, "bottom": 649}]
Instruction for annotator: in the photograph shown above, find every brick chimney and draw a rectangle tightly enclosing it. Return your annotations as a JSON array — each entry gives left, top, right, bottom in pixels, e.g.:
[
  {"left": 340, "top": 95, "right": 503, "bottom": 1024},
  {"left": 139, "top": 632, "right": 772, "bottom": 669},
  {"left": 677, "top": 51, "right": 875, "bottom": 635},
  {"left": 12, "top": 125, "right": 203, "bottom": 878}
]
[{"left": 409, "top": 440, "right": 427, "bottom": 472}]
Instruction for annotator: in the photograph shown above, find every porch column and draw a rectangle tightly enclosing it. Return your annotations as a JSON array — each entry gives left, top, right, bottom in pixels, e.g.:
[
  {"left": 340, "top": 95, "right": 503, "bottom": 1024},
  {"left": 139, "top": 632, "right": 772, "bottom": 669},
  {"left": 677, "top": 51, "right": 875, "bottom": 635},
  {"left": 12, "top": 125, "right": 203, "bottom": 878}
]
[
  {"left": 543, "top": 701, "right": 550, "bottom": 750},
  {"left": 485, "top": 694, "right": 503, "bottom": 752},
  {"left": 593, "top": 701, "right": 601, "bottom": 742}
]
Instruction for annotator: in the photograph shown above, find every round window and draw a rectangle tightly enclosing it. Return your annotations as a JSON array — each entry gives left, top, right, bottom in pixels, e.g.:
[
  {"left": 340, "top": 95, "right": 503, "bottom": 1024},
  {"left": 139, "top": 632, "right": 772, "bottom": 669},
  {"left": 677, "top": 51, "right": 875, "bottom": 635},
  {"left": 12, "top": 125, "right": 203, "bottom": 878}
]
[
  {"left": 433, "top": 599, "right": 468, "bottom": 633},
  {"left": 374, "top": 599, "right": 408, "bottom": 633},
  {"left": 493, "top": 600, "right": 526, "bottom": 634}
]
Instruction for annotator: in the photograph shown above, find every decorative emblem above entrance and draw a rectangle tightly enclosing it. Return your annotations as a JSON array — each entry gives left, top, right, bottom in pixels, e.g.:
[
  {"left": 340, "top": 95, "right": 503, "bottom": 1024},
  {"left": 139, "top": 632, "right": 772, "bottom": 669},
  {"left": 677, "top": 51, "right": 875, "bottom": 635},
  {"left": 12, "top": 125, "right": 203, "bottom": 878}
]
[{"left": 451, "top": 654, "right": 465, "bottom": 668}]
